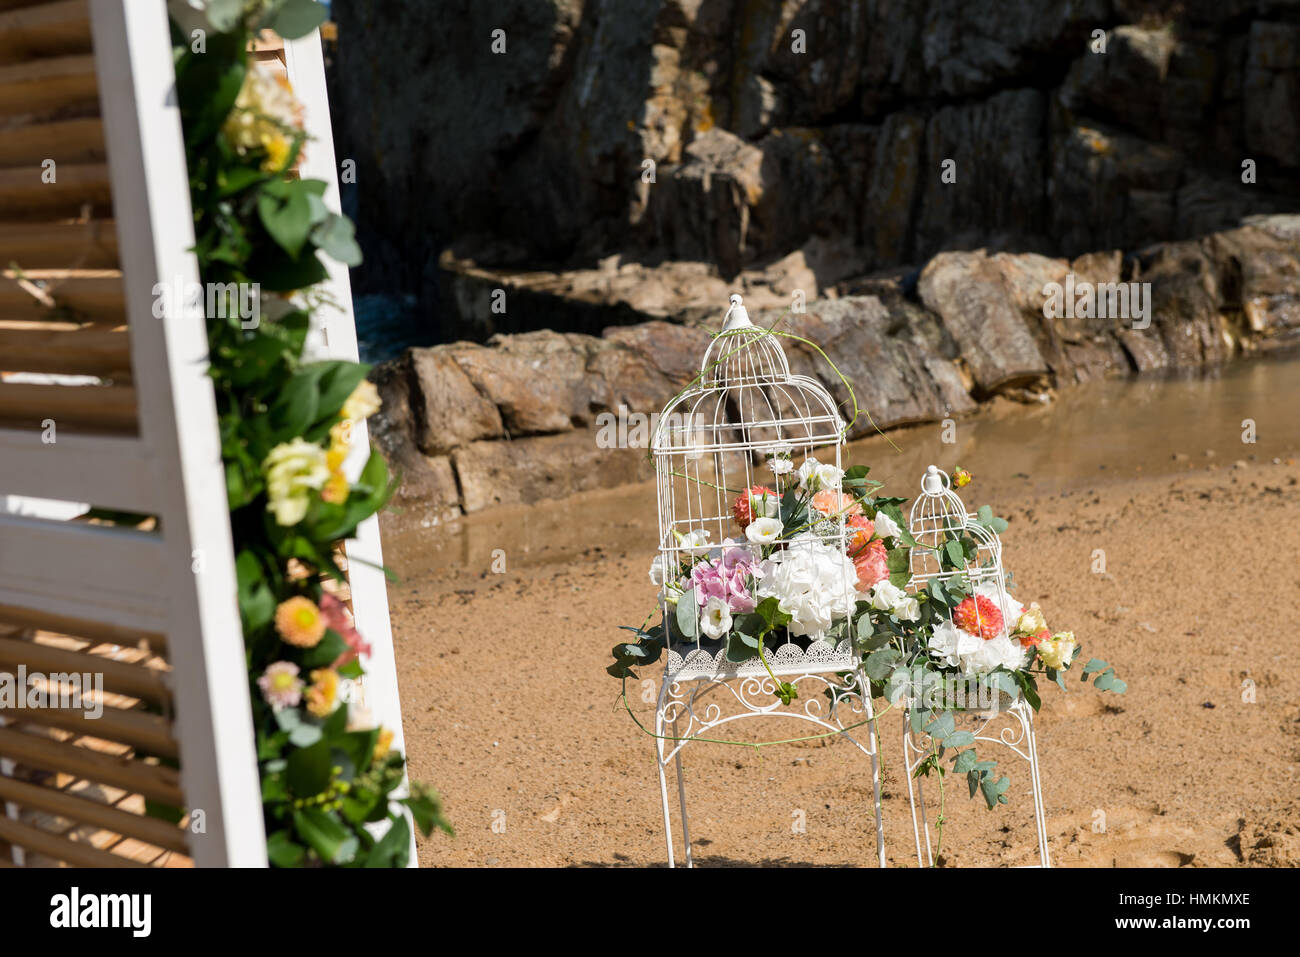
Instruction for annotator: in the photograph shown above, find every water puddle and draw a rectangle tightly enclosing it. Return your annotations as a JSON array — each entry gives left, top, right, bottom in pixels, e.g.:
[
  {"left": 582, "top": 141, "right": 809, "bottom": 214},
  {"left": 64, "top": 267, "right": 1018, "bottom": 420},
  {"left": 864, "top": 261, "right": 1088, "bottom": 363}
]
[{"left": 380, "top": 352, "right": 1300, "bottom": 584}]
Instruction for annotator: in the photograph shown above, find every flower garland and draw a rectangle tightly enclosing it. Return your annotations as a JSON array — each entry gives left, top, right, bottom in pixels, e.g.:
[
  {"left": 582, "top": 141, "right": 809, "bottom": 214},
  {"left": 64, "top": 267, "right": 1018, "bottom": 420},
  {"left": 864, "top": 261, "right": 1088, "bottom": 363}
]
[{"left": 169, "top": 0, "right": 449, "bottom": 866}]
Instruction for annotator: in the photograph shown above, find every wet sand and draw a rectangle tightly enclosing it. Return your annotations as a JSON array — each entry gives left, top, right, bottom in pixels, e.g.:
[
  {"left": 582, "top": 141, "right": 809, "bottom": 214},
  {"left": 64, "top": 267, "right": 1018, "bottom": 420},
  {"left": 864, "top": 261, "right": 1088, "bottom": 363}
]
[{"left": 387, "top": 355, "right": 1300, "bottom": 867}]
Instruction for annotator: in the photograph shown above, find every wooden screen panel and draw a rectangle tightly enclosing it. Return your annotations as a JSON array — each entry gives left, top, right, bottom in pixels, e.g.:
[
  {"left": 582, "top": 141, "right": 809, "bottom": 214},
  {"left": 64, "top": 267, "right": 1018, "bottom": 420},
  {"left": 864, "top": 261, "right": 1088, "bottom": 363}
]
[
  {"left": 0, "top": 607, "right": 191, "bottom": 867},
  {"left": 0, "top": 0, "right": 132, "bottom": 435}
]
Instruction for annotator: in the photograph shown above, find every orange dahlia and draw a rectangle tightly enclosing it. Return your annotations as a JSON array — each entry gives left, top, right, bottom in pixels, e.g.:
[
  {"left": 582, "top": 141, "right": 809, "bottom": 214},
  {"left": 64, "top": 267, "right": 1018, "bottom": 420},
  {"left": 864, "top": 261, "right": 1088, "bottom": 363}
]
[
  {"left": 275, "top": 596, "right": 326, "bottom": 648},
  {"left": 953, "top": 595, "right": 1004, "bottom": 640}
]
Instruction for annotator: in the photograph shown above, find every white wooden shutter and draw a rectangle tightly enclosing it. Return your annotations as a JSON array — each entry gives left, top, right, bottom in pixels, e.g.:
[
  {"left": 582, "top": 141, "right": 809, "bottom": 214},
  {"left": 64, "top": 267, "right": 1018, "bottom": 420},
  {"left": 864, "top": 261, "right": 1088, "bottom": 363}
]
[{"left": 0, "top": 0, "right": 265, "bottom": 867}]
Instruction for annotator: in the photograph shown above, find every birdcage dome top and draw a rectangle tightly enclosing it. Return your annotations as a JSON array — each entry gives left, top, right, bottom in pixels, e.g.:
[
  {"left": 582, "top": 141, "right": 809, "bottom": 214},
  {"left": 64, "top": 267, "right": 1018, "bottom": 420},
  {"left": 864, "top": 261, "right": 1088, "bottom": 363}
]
[{"left": 651, "top": 295, "right": 845, "bottom": 456}]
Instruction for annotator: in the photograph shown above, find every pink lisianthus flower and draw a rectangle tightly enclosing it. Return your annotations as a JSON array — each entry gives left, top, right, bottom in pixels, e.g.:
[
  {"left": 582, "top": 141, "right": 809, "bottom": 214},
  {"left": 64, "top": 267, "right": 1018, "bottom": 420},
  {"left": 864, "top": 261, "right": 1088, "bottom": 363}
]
[{"left": 319, "top": 592, "right": 373, "bottom": 668}]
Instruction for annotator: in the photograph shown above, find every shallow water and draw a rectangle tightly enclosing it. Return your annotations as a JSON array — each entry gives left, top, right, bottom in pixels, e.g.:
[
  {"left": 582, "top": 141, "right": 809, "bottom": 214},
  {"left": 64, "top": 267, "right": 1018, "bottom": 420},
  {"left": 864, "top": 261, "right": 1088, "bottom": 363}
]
[{"left": 380, "top": 352, "right": 1300, "bottom": 582}]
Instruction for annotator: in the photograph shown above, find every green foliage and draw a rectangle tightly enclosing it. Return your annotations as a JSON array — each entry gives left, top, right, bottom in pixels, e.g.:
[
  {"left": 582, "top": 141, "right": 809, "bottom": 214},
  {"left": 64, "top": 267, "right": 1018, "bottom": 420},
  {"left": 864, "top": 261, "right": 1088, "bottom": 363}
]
[{"left": 170, "top": 0, "right": 449, "bottom": 867}]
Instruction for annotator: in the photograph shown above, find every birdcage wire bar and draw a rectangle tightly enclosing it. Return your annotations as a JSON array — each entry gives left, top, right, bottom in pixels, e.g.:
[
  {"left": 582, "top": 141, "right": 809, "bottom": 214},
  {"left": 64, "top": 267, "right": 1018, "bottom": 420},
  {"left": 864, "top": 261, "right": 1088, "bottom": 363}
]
[
  {"left": 899, "top": 466, "right": 1051, "bottom": 867},
  {"left": 647, "top": 295, "right": 885, "bottom": 868}
]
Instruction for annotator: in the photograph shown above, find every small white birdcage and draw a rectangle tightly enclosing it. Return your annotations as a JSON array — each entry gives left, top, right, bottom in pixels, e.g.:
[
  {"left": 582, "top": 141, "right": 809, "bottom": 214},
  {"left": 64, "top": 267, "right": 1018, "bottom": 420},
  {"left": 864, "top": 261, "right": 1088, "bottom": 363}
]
[
  {"left": 647, "top": 294, "right": 885, "bottom": 868},
  {"left": 900, "top": 466, "right": 1051, "bottom": 867}
]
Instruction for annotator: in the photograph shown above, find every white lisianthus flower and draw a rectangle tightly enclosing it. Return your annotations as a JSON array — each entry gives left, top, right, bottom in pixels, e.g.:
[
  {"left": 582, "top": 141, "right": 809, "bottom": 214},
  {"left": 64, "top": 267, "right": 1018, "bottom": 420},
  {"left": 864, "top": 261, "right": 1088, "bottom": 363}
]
[
  {"left": 700, "top": 596, "right": 733, "bottom": 639},
  {"left": 872, "top": 509, "right": 902, "bottom": 540},
  {"left": 264, "top": 438, "right": 329, "bottom": 526},
  {"left": 755, "top": 533, "right": 857, "bottom": 638},
  {"left": 1038, "top": 631, "right": 1076, "bottom": 670},
  {"left": 797, "top": 457, "right": 844, "bottom": 493},
  {"left": 648, "top": 555, "right": 671, "bottom": 587},
  {"left": 928, "top": 619, "right": 982, "bottom": 668},
  {"left": 745, "top": 517, "right": 783, "bottom": 545},
  {"left": 815, "top": 462, "right": 844, "bottom": 491},
  {"left": 677, "top": 528, "right": 712, "bottom": 558},
  {"left": 745, "top": 488, "right": 781, "bottom": 520},
  {"left": 769, "top": 456, "right": 794, "bottom": 476},
  {"left": 894, "top": 596, "right": 921, "bottom": 621},
  {"left": 869, "top": 580, "right": 906, "bottom": 611}
]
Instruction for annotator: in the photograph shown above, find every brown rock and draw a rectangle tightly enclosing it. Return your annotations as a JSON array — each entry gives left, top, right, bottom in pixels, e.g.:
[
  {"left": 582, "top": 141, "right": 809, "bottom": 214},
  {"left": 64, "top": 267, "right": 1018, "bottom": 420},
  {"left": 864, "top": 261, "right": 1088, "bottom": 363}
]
[
  {"left": 406, "top": 349, "right": 504, "bottom": 455},
  {"left": 448, "top": 345, "right": 576, "bottom": 436},
  {"left": 918, "top": 251, "right": 1049, "bottom": 394},
  {"left": 453, "top": 430, "right": 651, "bottom": 514}
]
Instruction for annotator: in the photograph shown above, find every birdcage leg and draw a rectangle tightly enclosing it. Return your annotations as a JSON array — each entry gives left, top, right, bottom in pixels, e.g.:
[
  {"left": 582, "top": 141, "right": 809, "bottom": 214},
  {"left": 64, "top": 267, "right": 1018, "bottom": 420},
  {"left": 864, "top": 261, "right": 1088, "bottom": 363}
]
[
  {"left": 857, "top": 667, "right": 886, "bottom": 867},
  {"left": 903, "top": 713, "right": 934, "bottom": 867},
  {"left": 1021, "top": 702, "right": 1052, "bottom": 867},
  {"left": 655, "top": 684, "right": 677, "bottom": 869},
  {"left": 672, "top": 714, "right": 693, "bottom": 868}
]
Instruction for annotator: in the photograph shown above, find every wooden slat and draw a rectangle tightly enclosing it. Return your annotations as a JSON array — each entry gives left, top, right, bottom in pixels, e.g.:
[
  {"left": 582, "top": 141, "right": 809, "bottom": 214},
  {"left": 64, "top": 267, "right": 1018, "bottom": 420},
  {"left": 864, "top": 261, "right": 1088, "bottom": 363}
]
[
  {"left": 0, "top": 601, "right": 164, "bottom": 657},
  {"left": 0, "top": 381, "right": 136, "bottom": 431},
  {"left": 0, "top": 637, "right": 169, "bottom": 704},
  {"left": 0, "top": 116, "right": 103, "bottom": 167},
  {"left": 0, "top": 516, "right": 167, "bottom": 636},
  {"left": 0, "top": 773, "right": 187, "bottom": 853},
  {"left": 0, "top": 429, "right": 159, "bottom": 513},
  {"left": 3, "top": 705, "right": 177, "bottom": 759},
  {"left": 0, "top": 163, "right": 110, "bottom": 220},
  {"left": 0, "top": 324, "right": 128, "bottom": 376},
  {"left": 0, "top": 53, "right": 98, "bottom": 117},
  {"left": 0, "top": 271, "right": 124, "bottom": 323},
  {"left": 0, "top": 813, "right": 147, "bottom": 867},
  {"left": 0, "top": 0, "right": 91, "bottom": 64},
  {"left": 0, "top": 219, "right": 117, "bottom": 269},
  {"left": 0, "top": 726, "right": 182, "bottom": 804}
]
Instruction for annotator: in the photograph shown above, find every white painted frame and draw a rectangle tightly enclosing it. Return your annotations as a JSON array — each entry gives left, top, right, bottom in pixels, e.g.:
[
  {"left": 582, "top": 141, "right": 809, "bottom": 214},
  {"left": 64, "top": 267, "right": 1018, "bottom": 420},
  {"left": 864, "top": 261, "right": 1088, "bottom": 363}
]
[
  {"left": 282, "top": 30, "right": 417, "bottom": 866},
  {"left": 86, "top": 0, "right": 265, "bottom": 866}
]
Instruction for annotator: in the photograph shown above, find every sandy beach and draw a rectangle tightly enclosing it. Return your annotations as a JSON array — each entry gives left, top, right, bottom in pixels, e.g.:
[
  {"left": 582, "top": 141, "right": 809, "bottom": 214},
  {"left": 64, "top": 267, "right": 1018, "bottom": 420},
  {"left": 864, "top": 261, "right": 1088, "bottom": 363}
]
[{"left": 386, "top": 360, "right": 1300, "bottom": 867}]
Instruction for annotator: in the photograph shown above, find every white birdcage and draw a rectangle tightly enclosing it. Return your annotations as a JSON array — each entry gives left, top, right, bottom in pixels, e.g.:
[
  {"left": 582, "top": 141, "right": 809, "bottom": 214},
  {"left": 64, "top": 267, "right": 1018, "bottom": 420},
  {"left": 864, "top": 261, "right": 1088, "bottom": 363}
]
[
  {"left": 647, "top": 294, "right": 885, "bottom": 868},
  {"left": 900, "top": 466, "right": 1051, "bottom": 867}
]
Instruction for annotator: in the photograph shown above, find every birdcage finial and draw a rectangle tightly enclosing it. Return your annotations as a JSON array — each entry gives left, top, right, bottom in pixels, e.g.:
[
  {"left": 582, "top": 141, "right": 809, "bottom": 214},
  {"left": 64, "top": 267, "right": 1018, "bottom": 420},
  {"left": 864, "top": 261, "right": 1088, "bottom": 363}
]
[
  {"left": 922, "top": 464, "right": 948, "bottom": 495},
  {"left": 722, "top": 293, "right": 753, "bottom": 331}
]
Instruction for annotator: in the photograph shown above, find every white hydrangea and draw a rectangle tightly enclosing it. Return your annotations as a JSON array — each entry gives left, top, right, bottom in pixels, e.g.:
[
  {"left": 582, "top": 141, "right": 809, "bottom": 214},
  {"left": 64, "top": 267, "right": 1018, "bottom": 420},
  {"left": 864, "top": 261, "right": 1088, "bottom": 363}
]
[{"left": 756, "top": 533, "right": 857, "bottom": 638}]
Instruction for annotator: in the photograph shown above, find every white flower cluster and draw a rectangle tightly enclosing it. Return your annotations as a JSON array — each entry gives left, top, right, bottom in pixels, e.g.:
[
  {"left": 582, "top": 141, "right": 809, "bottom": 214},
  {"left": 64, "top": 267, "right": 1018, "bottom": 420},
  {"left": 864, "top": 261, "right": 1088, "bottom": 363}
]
[
  {"left": 755, "top": 533, "right": 857, "bottom": 637},
  {"left": 866, "top": 579, "right": 920, "bottom": 621},
  {"left": 796, "top": 457, "right": 844, "bottom": 493},
  {"left": 928, "top": 583, "right": 1028, "bottom": 675}
]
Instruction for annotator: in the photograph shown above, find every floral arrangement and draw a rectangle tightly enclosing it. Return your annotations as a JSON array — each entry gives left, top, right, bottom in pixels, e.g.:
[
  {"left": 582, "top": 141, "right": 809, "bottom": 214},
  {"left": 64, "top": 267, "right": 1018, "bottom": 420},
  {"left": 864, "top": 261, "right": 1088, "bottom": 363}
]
[
  {"left": 612, "top": 452, "right": 1125, "bottom": 816},
  {"left": 169, "top": 0, "right": 449, "bottom": 865}
]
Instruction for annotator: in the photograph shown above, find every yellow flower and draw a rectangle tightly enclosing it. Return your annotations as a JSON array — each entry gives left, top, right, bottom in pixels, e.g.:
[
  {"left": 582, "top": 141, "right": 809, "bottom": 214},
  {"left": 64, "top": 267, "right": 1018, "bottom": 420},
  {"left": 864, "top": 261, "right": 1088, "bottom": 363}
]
[
  {"left": 275, "top": 596, "right": 325, "bottom": 648},
  {"left": 373, "top": 727, "right": 395, "bottom": 761},
  {"left": 1016, "top": 602, "right": 1047, "bottom": 635},
  {"left": 326, "top": 420, "right": 351, "bottom": 471},
  {"left": 320, "top": 469, "right": 349, "bottom": 504},
  {"left": 263, "top": 438, "right": 329, "bottom": 526},
  {"left": 221, "top": 66, "right": 303, "bottom": 164},
  {"left": 260, "top": 132, "right": 291, "bottom": 172},
  {"left": 341, "top": 380, "right": 381, "bottom": 423},
  {"left": 1038, "top": 631, "right": 1077, "bottom": 670},
  {"left": 306, "top": 668, "right": 340, "bottom": 718}
]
